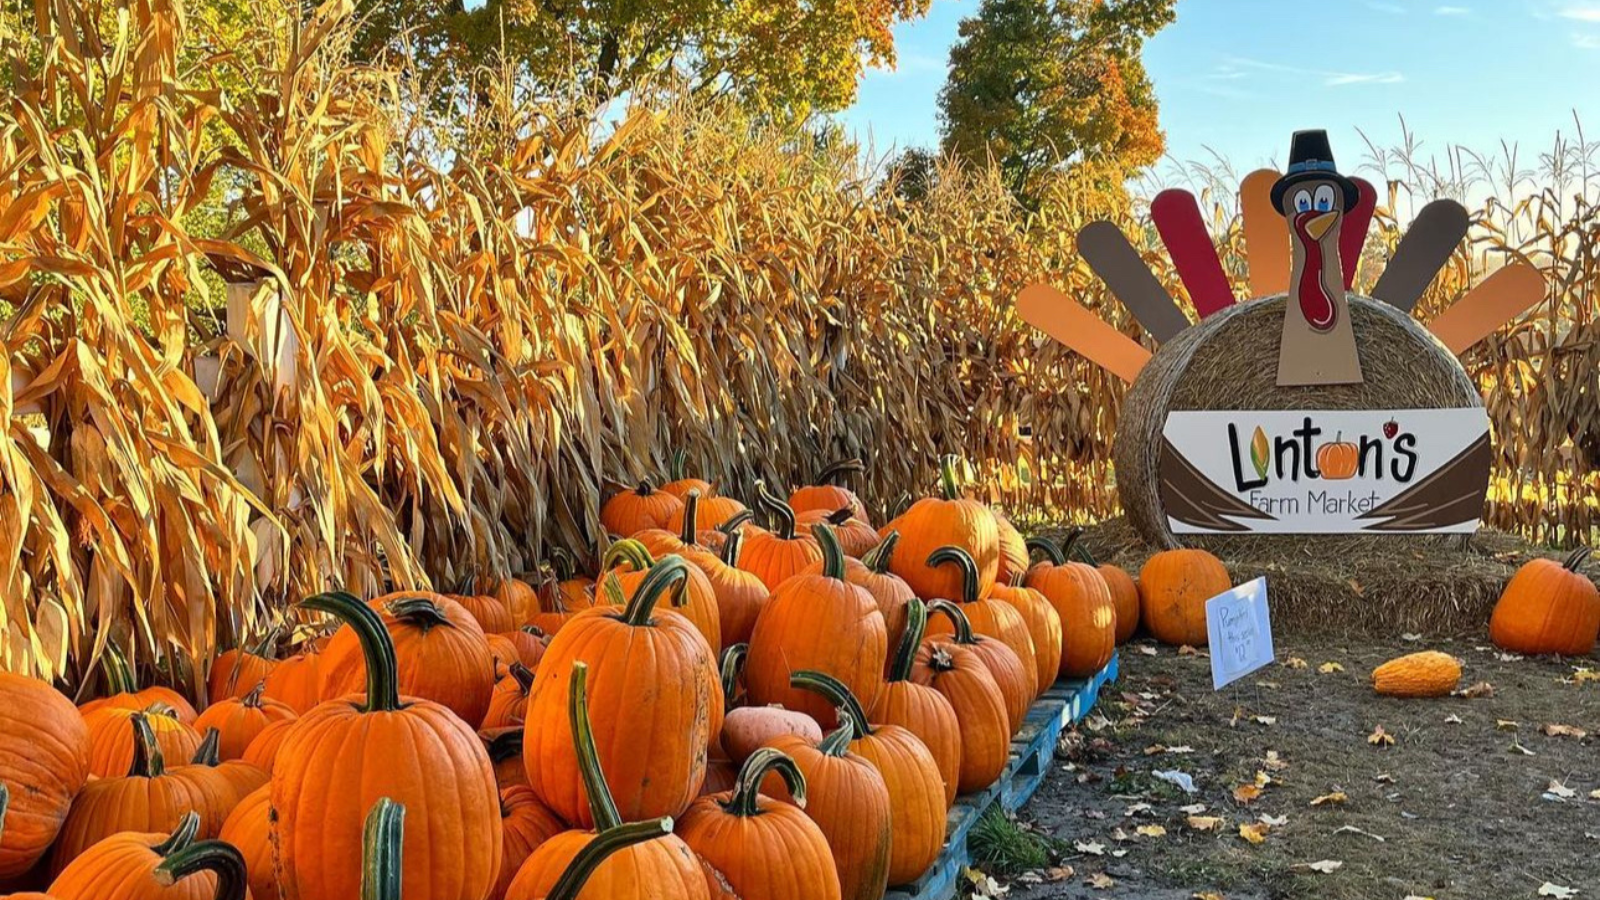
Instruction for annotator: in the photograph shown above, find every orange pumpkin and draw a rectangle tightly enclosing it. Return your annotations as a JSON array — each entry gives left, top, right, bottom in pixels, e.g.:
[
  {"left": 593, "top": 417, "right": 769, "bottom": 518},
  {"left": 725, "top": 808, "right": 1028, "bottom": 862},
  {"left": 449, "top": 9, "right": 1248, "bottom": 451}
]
[
  {"left": 192, "top": 682, "right": 296, "bottom": 762},
  {"left": 1060, "top": 530, "right": 1140, "bottom": 644},
  {"left": 879, "top": 456, "right": 999, "bottom": 602},
  {"left": 867, "top": 599, "right": 961, "bottom": 807},
  {"left": 484, "top": 663, "right": 536, "bottom": 730},
  {"left": 922, "top": 547, "right": 1038, "bottom": 705},
  {"left": 690, "top": 531, "right": 769, "bottom": 647},
  {"left": 796, "top": 507, "right": 878, "bottom": 559},
  {"left": 206, "top": 629, "right": 279, "bottom": 704},
  {"left": 493, "top": 786, "right": 566, "bottom": 900},
  {"left": 737, "top": 483, "right": 824, "bottom": 592},
  {"left": 910, "top": 622, "right": 1008, "bottom": 796},
  {"left": 450, "top": 591, "right": 516, "bottom": 634},
  {"left": 495, "top": 627, "right": 550, "bottom": 675},
  {"left": 789, "top": 458, "right": 871, "bottom": 523},
  {"left": 527, "top": 571, "right": 598, "bottom": 638},
  {"left": 46, "top": 811, "right": 248, "bottom": 900},
  {"left": 924, "top": 599, "right": 1031, "bottom": 735},
  {"left": 82, "top": 705, "right": 202, "bottom": 781},
  {"left": 1024, "top": 536, "right": 1116, "bottom": 676},
  {"left": 260, "top": 644, "right": 327, "bottom": 714},
  {"left": 1139, "top": 549, "right": 1231, "bottom": 647},
  {"left": 461, "top": 574, "right": 545, "bottom": 626},
  {"left": 800, "top": 530, "right": 915, "bottom": 658},
  {"left": 1316, "top": 432, "right": 1359, "bottom": 480},
  {"left": 993, "top": 513, "right": 1029, "bottom": 586},
  {"left": 319, "top": 592, "right": 497, "bottom": 728},
  {"left": 483, "top": 728, "right": 530, "bottom": 791},
  {"left": 524, "top": 556, "right": 718, "bottom": 828},
  {"left": 239, "top": 718, "right": 295, "bottom": 775},
  {"left": 660, "top": 450, "right": 714, "bottom": 501},
  {"left": 602, "top": 539, "right": 722, "bottom": 653},
  {"left": 600, "top": 481, "right": 684, "bottom": 536},
  {"left": 272, "top": 590, "right": 502, "bottom": 900},
  {"left": 746, "top": 525, "right": 888, "bottom": 729},
  {"left": 219, "top": 785, "right": 276, "bottom": 900},
  {"left": 185, "top": 730, "right": 269, "bottom": 813},
  {"left": 1489, "top": 548, "right": 1600, "bottom": 656},
  {"left": 665, "top": 483, "right": 750, "bottom": 536},
  {"left": 0, "top": 673, "right": 90, "bottom": 879},
  {"left": 79, "top": 645, "right": 198, "bottom": 725},
  {"left": 987, "top": 575, "right": 1063, "bottom": 692}
]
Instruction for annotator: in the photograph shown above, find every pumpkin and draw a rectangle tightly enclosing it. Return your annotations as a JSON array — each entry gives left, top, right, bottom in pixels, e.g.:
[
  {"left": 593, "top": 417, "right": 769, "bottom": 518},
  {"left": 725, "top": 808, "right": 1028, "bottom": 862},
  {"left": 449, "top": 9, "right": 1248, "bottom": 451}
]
[
  {"left": 788, "top": 672, "right": 943, "bottom": 887},
  {"left": 319, "top": 592, "right": 497, "bottom": 729},
  {"left": 484, "top": 663, "right": 536, "bottom": 730},
  {"left": 880, "top": 456, "right": 999, "bottom": 602},
  {"left": 1488, "top": 548, "right": 1600, "bottom": 656},
  {"left": 1138, "top": 548, "right": 1231, "bottom": 647},
  {"left": 192, "top": 682, "right": 296, "bottom": 761},
  {"left": 867, "top": 599, "right": 961, "bottom": 807},
  {"left": 51, "top": 714, "right": 236, "bottom": 874},
  {"left": 660, "top": 450, "right": 714, "bottom": 500},
  {"left": 993, "top": 514, "right": 1029, "bottom": 586},
  {"left": 924, "top": 599, "right": 1031, "bottom": 735},
  {"left": 909, "top": 622, "right": 1008, "bottom": 795},
  {"left": 666, "top": 484, "right": 750, "bottom": 537},
  {"left": 82, "top": 705, "right": 202, "bottom": 780},
  {"left": 0, "top": 673, "right": 90, "bottom": 879},
  {"left": 1371, "top": 651, "right": 1462, "bottom": 698},
  {"left": 687, "top": 530, "right": 768, "bottom": 647},
  {"left": 746, "top": 525, "right": 888, "bottom": 728},
  {"left": 677, "top": 749, "right": 842, "bottom": 900},
  {"left": 796, "top": 507, "right": 878, "bottom": 559},
  {"left": 450, "top": 591, "right": 516, "bottom": 634},
  {"left": 524, "top": 556, "right": 718, "bottom": 828},
  {"left": 602, "top": 540, "right": 723, "bottom": 653},
  {"left": 497, "top": 627, "right": 551, "bottom": 673},
  {"left": 185, "top": 731, "right": 269, "bottom": 814},
  {"left": 1025, "top": 536, "right": 1117, "bottom": 675},
  {"left": 720, "top": 706, "right": 823, "bottom": 767},
  {"left": 987, "top": 575, "right": 1063, "bottom": 692},
  {"left": 271, "top": 590, "right": 502, "bottom": 900},
  {"left": 600, "top": 481, "right": 684, "bottom": 536},
  {"left": 922, "top": 546, "right": 1038, "bottom": 704},
  {"left": 789, "top": 459, "right": 871, "bottom": 523},
  {"left": 761, "top": 712, "right": 892, "bottom": 900},
  {"left": 207, "top": 629, "right": 280, "bottom": 704},
  {"left": 46, "top": 811, "right": 248, "bottom": 900},
  {"left": 1061, "top": 530, "right": 1140, "bottom": 645},
  {"left": 527, "top": 569, "right": 598, "bottom": 637},
  {"left": 218, "top": 786, "right": 276, "bottom": 900},
  {"left": 799, "top": 532, "right": 915, "bottom": 666},
  {"left": 478, "top": 576, "right": 545, "bottom": 627},
  {"left": 1316, "top": 432, "right": 1359, "bottom": 480},
  {"left": 239, "top": 718, "right": 295, "bottom": 774},
  {"left": 494, "top": 786, "right": 566, "bottom": 900},
  {"left": 80, "top": 645, "right": 199, "bottom": 725},
  {"left": 505, "top": 663, "right": 709, "bottom": 900},
  {"left": 483, "top": 728, "right": 530, "bottom": 791},
  {"left": 737, "top": 483, "right": 824, "bottom": 591},
  {"left": 695, "top": 511, "right": 761, "bottom": 557},
  {"left": 261, "top": 644, "right": 327, "bottom": 714}
]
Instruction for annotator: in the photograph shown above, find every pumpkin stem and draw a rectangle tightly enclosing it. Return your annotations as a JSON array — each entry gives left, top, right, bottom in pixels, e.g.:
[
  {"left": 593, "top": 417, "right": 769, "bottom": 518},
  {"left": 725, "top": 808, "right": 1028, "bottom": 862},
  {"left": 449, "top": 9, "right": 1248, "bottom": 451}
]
[
  {"left": 153, "top": 836, "right": 249, "bottom": 900},
  {"left": 817, "top": 708, "right": 857, "bottom": 757},
  {"left": 485, "top": 728, "right": 523, "bottom": 764},
  {"left": 192, "top": 728, "right": 222, "bottom": 767},
  {"left": 604, "top": 538, "right": 657, "bottom": 574},
  {"left": 718, "top": 510, "right": 755, "bottom": 536},
  {"left": 1025, "top": 537, "right": 1064, "bottom": 566},
  {"left": 128, "top": 712, "right": 165, "bottom": 778},
  {"left": 104, "top": 640, "right": 139, "bottom": 696},
  {"left": 755, "top": 481, "right": 798, "bottom": 540},
  {"left": 863, "top": 531, "right": 900, "bottom": 574},
  {"left": 938, "top": 455, "right": 962, "bottom": 501},
  {"left": 926, "top": 599, "right": 977, "bottom": 645},
  {"left": 241, "top": 680, "right": 267, "bottom": 709},
  {"left": 723, "top": 748, "right": 807, "bottom": 817},
  {"left": 249, "top": 625, "right": 282, "bottom": 659},
  {"left": 825, "top": 507, "right": 854, "bottom": 526},
  {"left": 813, "top": 524, "right": 846, "bottom": 580},
  {"left": 887, "top": 598, "right": 928, "bottom": 684},
  {"left": 522, "top": 624, "right": 548, "bottom": 639},
  {"left": 545, "top": 817, "right": 673, "bottom": 900},
  {"left": 508, "top": 662, "right": 536, "bottom": 694},
  {"left": 300, "top": 591, "right": 404, "bottom": 714},
  {"left": 670, "top": 449, "right": 689, "bottom": 481},
  {"left": 926, "top": 644, "right": 958, "bottom": 674},
  {"left": 568, "top": 661, "right": 624, "bottom": 833},
  {"left": 927, "top": 546, "right": 980, "bottom": 604},
  {"left": 548, "top": 548, "right": 576, "bottom": 583},
  {"left": 153, "top": 811, "right": 202, "bottom": 856},
  {"left": 1060, "top": 527, "right": 1096, "bottom": 565},
  {"left": 1564, "top": 547, "right": 1593, "bottom": 572},
  {"left": 360, "top": 798, "right": 405, "bottom": 900},
  {"left": 615, "top": 555, "right": 692, "bottom": 626},
  {"left": 679, "top": 490, "right": 702, "bottom": 545},
  {"left": 816, "top": 458, "right": 865, "bottom": 485},
  {"left": 635, "top": 480, "right": 656, "bottom": 497},
  {"left": 720, "top": 528, "right": 746, "bottom": 567},
  {"left": 384, "top": 597, "right": 454, "bottom": 632},
  {"left": 720, "top": 643, "right": 749, "bottom": 707},
  {"left": 789, "top": 670, "right": 876, "bottom": 738}
]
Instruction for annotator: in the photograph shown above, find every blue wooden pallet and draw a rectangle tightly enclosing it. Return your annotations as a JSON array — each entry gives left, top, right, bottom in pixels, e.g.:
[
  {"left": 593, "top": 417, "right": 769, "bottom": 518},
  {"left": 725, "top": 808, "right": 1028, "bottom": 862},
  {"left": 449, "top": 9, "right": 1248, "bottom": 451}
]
[{"left": 883, "top": 653, "right": 1120, "bottom": 900}]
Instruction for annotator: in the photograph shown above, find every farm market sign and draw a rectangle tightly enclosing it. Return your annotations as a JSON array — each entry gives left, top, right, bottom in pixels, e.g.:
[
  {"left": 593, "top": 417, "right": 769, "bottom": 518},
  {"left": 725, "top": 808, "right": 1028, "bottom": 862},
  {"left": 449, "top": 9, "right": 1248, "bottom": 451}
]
[{"left": 1159, "top": 408, "right": 1491, "bottom": 534}]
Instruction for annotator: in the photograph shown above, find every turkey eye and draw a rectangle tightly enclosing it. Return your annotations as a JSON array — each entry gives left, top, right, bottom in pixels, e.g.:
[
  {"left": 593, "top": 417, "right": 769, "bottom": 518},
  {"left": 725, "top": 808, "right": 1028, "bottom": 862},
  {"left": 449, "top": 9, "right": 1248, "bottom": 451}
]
[
  {"left": 1294, "top": 190, "right": 1312, "bottom": 213},
  {"left": 1314, "top": 185, "right": 1336, "bottom": 211}
]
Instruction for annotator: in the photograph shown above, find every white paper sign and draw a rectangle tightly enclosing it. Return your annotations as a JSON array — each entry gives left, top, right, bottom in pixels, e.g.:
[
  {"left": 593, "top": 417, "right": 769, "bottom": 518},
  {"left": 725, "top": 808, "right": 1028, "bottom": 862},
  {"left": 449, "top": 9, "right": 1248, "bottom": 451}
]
[
  {"left": 1206, "top": 577, "right": 1275, "bottom": 690},
  {"left": 1160, "top": 408, "right": 1490, "bottom": 534}
]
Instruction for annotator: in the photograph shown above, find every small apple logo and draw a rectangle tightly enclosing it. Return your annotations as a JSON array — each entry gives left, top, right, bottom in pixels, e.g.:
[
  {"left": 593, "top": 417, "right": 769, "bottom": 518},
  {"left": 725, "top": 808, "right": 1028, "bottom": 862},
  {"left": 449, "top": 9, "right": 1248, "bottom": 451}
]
[{"left": 1383, "top": 419, "right": 1399, "bottom": 439}]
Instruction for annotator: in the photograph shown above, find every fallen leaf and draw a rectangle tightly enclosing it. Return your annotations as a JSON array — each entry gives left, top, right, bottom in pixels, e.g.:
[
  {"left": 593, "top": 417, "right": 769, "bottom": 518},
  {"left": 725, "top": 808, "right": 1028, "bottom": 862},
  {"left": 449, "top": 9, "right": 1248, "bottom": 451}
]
[
  {"left": 1334, "top": 824, "right": 1386, "bottom": 842},
  {"left": 1111, "top": 849, "right": 1128, "bottom": 858},
  {"left": 1496, "top": 719, "right": 1519, "bottom": 731},
  {"left": 1136, "top": 824, "right": 1167, "bottom": 838},
  {"left": 1263, "top": 750, "right": 1289, "bottom": 771},
  {"left": 1111, "top": 827, "right": 1132, "bottom": 842},
  {"left": 1347, "top": 578, "right": 1364, "bottom": 596},
  {"left": 1509, "top": 738, "right": 1536, "bottom": 757},
  {"left": 1254, "top": 715, "right": 1277, "bottom": 726},
  {"left": 1444, "top": 714, "right": 1463, "bottom": 724},
  {"left": 1086, "top": 872, "right": 1116, "bottom": 889},
  {"left": 1074, "top": 840, "right": 1105, "bottom": 856},
  {"left": 1254, "top": 770, "right": 1273, "bottom": 788},
  {"left": 1166, "top": 745, "right": 1195, "bottom": 754},
  {"left": 1310, "top": 791, "right": 1348, "bottom": 806},
  {"left": 1144, "top": 744, "right": 1167, "bottom": 756},
  {"left": 1543, "top": 723, "right": 1588, "bottom": 738},
  {"left": 1284, "top": 657, "right": 1308, "bottom": 670},
  {"left": 1297, "top": 859, "right": 1343, "bottom": 874},
  {"left": 1455, "top": 681, "right": 1494, "bottom": 699},
  {"left": 1123, "top": 802, "right": 1153, "bottom": 816},
  {"left": 1318, "top": 661, "right": 1345, "bottom": 674},
  {"left": 1179, "top": 803, "right": 1208, "bottom": 815},
  {"left": 1186, "top": 815, "right": 1224, "bottom": 832},
  {"left": 1368, "top": 725, "right": 1395, "bottom": 747},
  {"left": 1573, "top": 667, "right": 1600, "bottom": 684},
  {"left": 1178, "top": 644, "right": 1200, "bottom": 656},
  {"left": 1238, "top": 822, "right": 1269, "bottom": 844},
  {"left": 1538, "top": 883, "right": 1578, "bottom": 898},
  {"left": 1401, "top": 632, "right": 1422, "bottom": 642},
  {"left": 1496, "top": 651, "right": 1524, "bottom": 662},
  {"left": 1545, "top": 780, "right": 1577, "bottom": 800},
  {"left": 1255, "top": 680, "right": 1281, "bottom": 689},
  {"left": 1589, "top": 790, "right": 1600, "bottom": 801},
  {"left": 1137, "top": 645, "right": 1158, "bottom": 656},
  {"left": 1233, "top": 784, "right": 1262, "bottom": 804},
  {"left": 1258, "top": 813, "right": 1288, "bottom": 827},
  {"left": 1373, "top": 773, "right": 1395, "bottom": 784},
  {"left": 1045, "top": 866, "right": 1074, "bottom": 881},
  {"left": 1154, "top": 770, "right": 1197, "bottom": 793}
]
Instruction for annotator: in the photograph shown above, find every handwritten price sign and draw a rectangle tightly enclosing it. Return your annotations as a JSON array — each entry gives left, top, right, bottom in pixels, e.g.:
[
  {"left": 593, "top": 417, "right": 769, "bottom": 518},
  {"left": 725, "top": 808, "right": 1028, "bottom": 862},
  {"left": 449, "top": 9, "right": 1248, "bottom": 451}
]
[{"left": 1206, "top": 577, "right": 1275, "bottom": 690}]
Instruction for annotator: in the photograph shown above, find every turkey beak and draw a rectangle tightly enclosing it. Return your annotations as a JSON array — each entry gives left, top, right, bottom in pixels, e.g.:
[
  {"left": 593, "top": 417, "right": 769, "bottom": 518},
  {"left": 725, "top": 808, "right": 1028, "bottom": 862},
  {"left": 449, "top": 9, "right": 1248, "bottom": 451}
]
[{"left": 1305, "top": 211, "right": 1339, "bottom": 240}]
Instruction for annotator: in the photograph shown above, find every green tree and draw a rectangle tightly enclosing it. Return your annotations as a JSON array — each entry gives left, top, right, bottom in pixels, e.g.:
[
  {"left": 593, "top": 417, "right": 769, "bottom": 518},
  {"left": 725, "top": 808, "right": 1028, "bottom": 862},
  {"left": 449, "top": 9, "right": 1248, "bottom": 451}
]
[{"left": 938, "top": 0, "right": 1174, "bottom": 204}]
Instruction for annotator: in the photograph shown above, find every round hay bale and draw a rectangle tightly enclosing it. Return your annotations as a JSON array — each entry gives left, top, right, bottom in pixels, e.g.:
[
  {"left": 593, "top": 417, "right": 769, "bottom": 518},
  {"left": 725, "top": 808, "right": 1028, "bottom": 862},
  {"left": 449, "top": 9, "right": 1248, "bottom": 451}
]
[{"left": 1113, "top": 293, "right": 1482, "bottom": 557}]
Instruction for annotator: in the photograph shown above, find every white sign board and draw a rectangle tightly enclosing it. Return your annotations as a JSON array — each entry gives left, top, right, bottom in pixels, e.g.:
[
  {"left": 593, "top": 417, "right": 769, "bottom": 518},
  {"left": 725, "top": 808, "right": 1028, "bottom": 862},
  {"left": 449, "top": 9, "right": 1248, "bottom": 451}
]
[
  {"left": 1160, "top": 408, "right": 1490, "bottom": 534},
  {"left": 1206, "top": 578, "right": 1275, "bottom": 690}
]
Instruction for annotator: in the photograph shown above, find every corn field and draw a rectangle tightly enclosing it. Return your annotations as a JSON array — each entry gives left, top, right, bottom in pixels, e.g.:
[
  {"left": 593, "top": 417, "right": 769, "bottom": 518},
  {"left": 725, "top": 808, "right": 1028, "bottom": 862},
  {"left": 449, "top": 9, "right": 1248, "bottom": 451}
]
[{"left": 0, "top": 0, "right": 1595, "bottom": 686}]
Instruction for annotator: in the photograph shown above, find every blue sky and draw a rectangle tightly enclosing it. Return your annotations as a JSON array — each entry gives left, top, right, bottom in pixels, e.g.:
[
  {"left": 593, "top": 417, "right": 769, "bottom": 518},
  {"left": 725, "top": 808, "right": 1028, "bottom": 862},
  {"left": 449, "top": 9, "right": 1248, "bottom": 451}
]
[{"left": 838, "top": 0, "right": 1600, "bottom": 182}]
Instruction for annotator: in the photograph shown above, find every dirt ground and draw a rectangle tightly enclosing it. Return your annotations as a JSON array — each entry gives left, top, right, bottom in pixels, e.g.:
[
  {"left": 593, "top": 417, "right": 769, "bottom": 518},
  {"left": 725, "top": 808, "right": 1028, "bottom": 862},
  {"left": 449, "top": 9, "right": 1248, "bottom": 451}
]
[{"left": 991, "top": 636, "right": 1600, "bottom": 900}]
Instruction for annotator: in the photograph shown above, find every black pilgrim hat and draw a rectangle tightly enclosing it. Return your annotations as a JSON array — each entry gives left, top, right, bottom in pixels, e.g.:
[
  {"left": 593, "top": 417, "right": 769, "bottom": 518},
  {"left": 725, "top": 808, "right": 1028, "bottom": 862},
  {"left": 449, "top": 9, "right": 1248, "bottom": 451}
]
[{"left": 1271, "top": 130, "right": 1360, "bottom": 214}]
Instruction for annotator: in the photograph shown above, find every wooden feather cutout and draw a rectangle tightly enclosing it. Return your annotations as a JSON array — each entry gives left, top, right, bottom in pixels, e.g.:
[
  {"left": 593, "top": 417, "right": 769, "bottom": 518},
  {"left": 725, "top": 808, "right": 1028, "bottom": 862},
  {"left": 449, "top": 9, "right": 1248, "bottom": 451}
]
[
  {"left": 1077, "top": 221, "right": 1190, "bottom": 343},
  {"left": 1016, "top": 283, "right": 1152, "bottom": 384},
  {"left": 1370, "top": 200, "right": 1470, "bottom": 312},
  {"left": 1151, "top": 189, "right": 1235, "bottom": 318},
  {"left": 1240, "top": 169, "right": 1290, "bottom": 297},
  {"left": 1339, "top": 178, "right": 1378, "bottom": 289},
  {"left": 1427, "top": 263, "right": 1546, "bottom": 354}
]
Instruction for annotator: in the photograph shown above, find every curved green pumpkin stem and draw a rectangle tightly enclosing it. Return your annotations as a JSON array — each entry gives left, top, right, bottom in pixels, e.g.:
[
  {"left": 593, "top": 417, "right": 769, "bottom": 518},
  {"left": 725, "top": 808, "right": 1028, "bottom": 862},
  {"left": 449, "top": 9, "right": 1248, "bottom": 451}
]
[
  {"left": 790, "top": 670, "right": 876, "bottom": 738},
  {"left": 938, "top": 455, "right": 962, "bottom": 501},
  {"left": 718, "top": 510, "right": 755, "bottom": 536},
  {"left": 192, "top": 728, "right": 222, "bottom": 767},
  {"left": 249, "top": 625, "right": 282, "bottom": 658},
  {"left": 888, "top": 598, "right": 928, "bottom": 684},
  {"left": 604, "top": 538, "right": 657, "bottom": 574},
  {"left": 104, "top": 640, "right": 139, "bottom": 695},
  {"left": 522, "top": 624, "right": 549, "bottom": 640},
  {"left": 360, "top": 798, "right": 405, "bottom": 900},
  {"left": 926, "top": 599, "right": 978, "bottom": 646},
  {"left": 927, "top": 546, "right": 980, "bottom": 603},
  {"left": 484, "top": 728, "right": 523, "bottom": 765},
  {"left": 153, "top": 811, "right": 202, "bottom": 856},
  {"left": 508, "top": 662, "right": 536, "bottom": 694},
  {"left": 816, "top": 458, "right": 865, "bottom": 485},
  {"left": 863, "top": 531, "right": 900, "bottom": 574},
  {"left": 1060, "top": 526, "right": 1096, "bottom": 565},
  {"left": 720, "top": 528, "right": 746, "bottom": 567},
  {"left": 546, "top": 817, "right": 673, "bottom": 900},
  {"left": 608, "top": 555, "right": 691, "bottom": 626},
  {"left": 300, "top": 591, "right": 403, "bottom": 713},
  {"left": 128, "top": 712, "right": 165, "bottom": 778},
  {"left": 153, "top": 835, "right": 248, "bottom": 900},
  {"left": 569, "top": 661, "right": 623, "bottom": 832},
  {"left": 1564, "top": 547, "right": 1593, "bottom": 572},
  {"left": 548, "top": 548, "right": 577, "bottom": 583},
  {"left": 818, "top": 708, "right": 857, "bottom": 757},
  {"left": 679, "top": 490, "right": 702, "bottom": 545},
  {"left": 812, "top": 524, "right": 846, "bottom": 580},
  {"left": 670, "top": 449, "right": 689, "bottom": 481},
  {"left": 724, "top": 748, "right": 806, "bottom": 816},
  {"left": 720, "top": 643, "right": 749, "bottom": 707},
  {"left": 1025, "top": 536, "right": 1065, "bottom": 566},
  {"left": 384, "top": 596, "right": 456, "bottom": 632},
  {"left": 755, "top": 481, "right": 797, "bottom": 540}
]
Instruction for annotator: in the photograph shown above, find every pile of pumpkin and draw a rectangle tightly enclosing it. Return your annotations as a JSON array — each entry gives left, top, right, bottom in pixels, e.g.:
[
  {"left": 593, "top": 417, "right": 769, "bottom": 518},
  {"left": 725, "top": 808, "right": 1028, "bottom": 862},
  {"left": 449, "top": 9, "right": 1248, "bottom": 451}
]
[{"left": 0, "top": 455, "right": 1230, "bottom": 900}]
